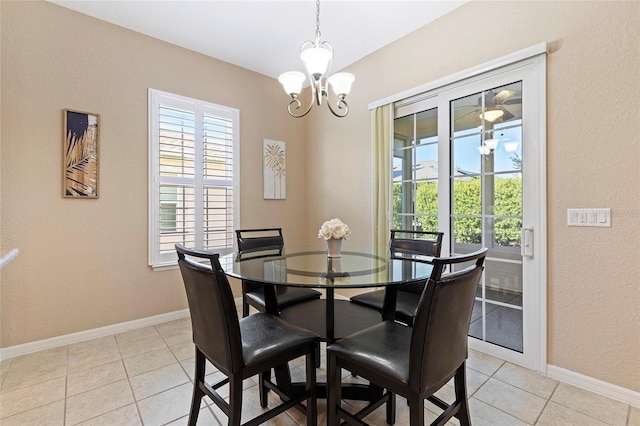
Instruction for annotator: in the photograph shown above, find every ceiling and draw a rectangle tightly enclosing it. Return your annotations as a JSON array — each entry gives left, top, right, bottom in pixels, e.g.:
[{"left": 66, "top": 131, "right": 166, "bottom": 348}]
[{"left": 49, "top": 0, "right": 469, "bottom": 80}]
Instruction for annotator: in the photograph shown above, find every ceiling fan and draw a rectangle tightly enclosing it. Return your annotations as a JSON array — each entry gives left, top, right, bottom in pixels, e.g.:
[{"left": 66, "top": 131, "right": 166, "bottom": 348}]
[{"left": 477, "top": 89, "right": 522, "bottom": 122}]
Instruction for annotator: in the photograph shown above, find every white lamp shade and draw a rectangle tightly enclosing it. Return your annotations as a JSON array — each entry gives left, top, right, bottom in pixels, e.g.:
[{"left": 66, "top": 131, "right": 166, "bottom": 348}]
[
  {"left": 300, "top": 46, "right": 332, "bottom": 78},
  {"left": 480, "top": 109, "right": 504, "bottom": 122},
  {"left": 477, "top": 145, "right": 491, "bottom": 155},
  {"left": 504, "top": 141, "right": 520, "bottom": 152},
  {"left": 485, "top": 138, "right": 498, "bottom": 150},
  {"left": 278, "top": 71, "right": 306, "bottom": 96},
  {"left": 328, "top": 72, "right": 355, "bottom": 96}
]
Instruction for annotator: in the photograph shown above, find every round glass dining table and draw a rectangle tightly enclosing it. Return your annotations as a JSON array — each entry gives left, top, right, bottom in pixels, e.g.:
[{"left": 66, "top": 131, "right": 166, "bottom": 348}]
[
  {"left": 219, "top": 245, "right": 434, "bottom": 343},
  {"left": 220, "top": 245, "right": 434, "bottom": 401}
]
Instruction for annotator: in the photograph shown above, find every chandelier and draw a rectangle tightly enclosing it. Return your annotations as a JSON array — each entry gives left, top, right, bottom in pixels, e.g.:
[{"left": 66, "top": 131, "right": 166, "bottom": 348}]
[{"left": 278, "top": 0, "right": 355, "bottom": 118}]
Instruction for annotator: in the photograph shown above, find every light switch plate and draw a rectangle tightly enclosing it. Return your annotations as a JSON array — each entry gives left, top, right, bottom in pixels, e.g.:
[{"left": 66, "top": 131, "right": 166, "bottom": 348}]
[{"left": 567, "top": 208, "right": 611, "bottom": 227}]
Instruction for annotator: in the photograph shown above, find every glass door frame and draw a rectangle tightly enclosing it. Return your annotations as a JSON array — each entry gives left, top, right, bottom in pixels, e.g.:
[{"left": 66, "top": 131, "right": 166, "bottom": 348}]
[
  {"left": 434, "top": 56, "right": 547, "bottom": 372},
  {"left": 387, "top": 48, "right": 547, "bottom": 372}
]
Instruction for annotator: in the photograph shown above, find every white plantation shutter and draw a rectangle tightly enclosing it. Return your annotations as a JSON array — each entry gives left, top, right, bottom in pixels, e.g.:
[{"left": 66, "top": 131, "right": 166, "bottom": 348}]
[{"left": 149, "top": 89, "right": 239, "bottom": 268}]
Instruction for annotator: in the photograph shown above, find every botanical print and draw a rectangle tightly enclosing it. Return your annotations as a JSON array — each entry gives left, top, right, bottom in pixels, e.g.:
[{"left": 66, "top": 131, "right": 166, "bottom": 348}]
[
  {"left": 263, "top": 139, "right": 286, "bottom": 199},
  {"left": 64, "top": 110, "right": 98, "bottom": 197}
]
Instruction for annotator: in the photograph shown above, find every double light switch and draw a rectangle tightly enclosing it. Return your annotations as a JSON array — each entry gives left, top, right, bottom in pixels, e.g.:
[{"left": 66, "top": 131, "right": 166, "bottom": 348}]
[{"left": 567, "top": 208, "right": 611, "bottom": 227}]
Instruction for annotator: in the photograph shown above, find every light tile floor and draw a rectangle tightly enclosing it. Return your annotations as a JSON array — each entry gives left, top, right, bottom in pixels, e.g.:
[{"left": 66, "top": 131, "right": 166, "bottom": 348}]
[{"left": 1, "top": 306, "right": 639, "bottom": 426}]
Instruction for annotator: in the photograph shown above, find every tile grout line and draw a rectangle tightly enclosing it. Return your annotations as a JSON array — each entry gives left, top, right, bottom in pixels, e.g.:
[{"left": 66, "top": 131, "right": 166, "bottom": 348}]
[
  {"left": 153, "top": 321, "right": 193, "bottom": 426},
  {"left": 113, "top": 330, "right": 141, "bottom": 426},
  {"left": 124, "top": 353, "right": 145, "bottom": 426},
  {"left": 468, "top": 359, "right": 539, "bottom": 425},
  {"left": 545, "top": 382, "right": 629, "bottom": 426},
  {"left": 531, "top": 379, "right": 560, "bottom": 425}
]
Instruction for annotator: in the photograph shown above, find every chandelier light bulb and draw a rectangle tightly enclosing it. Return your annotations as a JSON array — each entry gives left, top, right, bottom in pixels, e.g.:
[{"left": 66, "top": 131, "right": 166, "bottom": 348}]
[
  {"left": 504, "top": 141, "right": 520, "bottom": 152},
  {"left": 328, "top": 72, "right": 355, "bottom": 96},
  {"left": 278, "top": 71, "right": 306, "bottom": 96},
  {"left": 480, "top": 108, "right": 504, "bottom": 122},
  {"left": 477, "top": 145, "right": 491, "bottom": 155},
  {"left": 485, "top": 138, "right": 498, "bottom": 150},
  {"left": 300, "top": 45, "right": 333, "bottom": 80}
]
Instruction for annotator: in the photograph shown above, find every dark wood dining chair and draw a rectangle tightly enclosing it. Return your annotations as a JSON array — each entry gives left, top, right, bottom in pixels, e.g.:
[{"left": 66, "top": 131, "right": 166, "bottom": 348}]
[
  {"left": 236, "top": 228, "right": 321, "bottom": 316},
  {"left": 350, "top": 229, "right": 444, "bottom": 325},
  {"left": 327, "top": 248, "right": 487, "bottom": 426},
  {"left": 175, "top": 244, "right": 319, "bottom": 426}
]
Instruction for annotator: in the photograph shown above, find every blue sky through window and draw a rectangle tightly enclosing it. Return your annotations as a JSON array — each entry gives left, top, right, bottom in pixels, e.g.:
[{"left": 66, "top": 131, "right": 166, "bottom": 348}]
[{"left": 411, "top": 120, "right": 522, "bottom": 175}]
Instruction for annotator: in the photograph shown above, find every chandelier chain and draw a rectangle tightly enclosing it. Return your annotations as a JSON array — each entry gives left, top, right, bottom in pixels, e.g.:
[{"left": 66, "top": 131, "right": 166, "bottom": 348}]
[{"left": 315, "top": 0, "right": 321, "bottom": 38}]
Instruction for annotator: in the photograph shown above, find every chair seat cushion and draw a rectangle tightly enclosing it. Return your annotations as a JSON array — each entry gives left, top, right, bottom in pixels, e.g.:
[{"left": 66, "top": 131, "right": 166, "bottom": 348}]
[
  {"left": 327, "top": 321, "right": 411, "bottom": 386},
  {"left": 246, "top": 286, "right": 321, "bottom": 309},
  {"left": 240, "top": 313, "right": 318, "bottom": 367},
  {"left": 350, "top": 290, "right": 420, "bottom": 320}
]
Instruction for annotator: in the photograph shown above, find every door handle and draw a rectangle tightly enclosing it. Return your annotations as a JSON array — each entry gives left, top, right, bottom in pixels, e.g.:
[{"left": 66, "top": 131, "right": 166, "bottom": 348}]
[{"left": 521, "top": 227, "right": 533, "bottom": 258}]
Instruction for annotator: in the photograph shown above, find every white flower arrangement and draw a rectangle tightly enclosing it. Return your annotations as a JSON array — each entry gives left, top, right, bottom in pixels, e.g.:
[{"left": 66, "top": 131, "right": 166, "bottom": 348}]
[{"left": 318, "top": 218, "right": 351, "bottom": 240}]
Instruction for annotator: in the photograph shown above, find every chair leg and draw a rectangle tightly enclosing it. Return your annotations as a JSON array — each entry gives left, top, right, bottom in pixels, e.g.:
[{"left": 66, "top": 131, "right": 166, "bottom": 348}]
[
  {"left": 229, "top": 375, "right": 243, "bottom": 426},
  {"left": 306, "top": 348, "right": 318, "bottom": 426},
  {"left": 327, "top": 354, "right": 341, "bottom": 426},
  {"left": 242, "top": 298, "right": 250, "bottom": 317},
  {"left": 408, "top": 394, "right": 424, "bottom": 426},
  {"left": 188, "top": 349, "right": 206, "bottom": 426},
  {"left": 454, "top": 363, "right": 471, "bottom": 426},
  {"left": 387, "top": 392, "right": 396, "bottom": 425},
  {"left": 259, "top": 370, "right": 270, "bottom": 407},
  {"left": 315, "top": 344, "right": 321, "bottom": 368}
]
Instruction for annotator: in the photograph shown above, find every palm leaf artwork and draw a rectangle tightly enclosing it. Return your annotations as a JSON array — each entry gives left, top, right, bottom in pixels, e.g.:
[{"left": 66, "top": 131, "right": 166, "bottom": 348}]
[
  {"left": 263, "top": 140, "right": 286, "bottom": 199},
  {"left": 64, "top": 111, "right": 98, "bottom": 197}
]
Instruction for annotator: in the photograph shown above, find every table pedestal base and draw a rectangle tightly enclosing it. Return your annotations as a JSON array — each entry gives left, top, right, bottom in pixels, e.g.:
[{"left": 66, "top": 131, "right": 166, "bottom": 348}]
[
  {"left": 275, "top": 298, "right": 385, "bottom": 405},
  {"left": 278, "top": 299, "right": 382, "bottom": 342}
]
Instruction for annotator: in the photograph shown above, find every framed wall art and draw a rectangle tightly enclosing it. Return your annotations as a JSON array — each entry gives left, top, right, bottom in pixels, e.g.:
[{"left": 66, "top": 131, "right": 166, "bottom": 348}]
[
  {"left": 63, "top": 109, "right": 99, "bottom": 198},
  {"left": 263, "top": 139, "right": 286, "bottom": 200}
]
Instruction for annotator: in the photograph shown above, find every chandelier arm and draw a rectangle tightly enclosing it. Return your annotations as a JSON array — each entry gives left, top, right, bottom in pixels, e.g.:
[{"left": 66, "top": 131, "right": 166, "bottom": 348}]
[
  {"left": 287, "top": 97, "right": 314, "bottom": 118},
  {"left": 300, "top": 40, "right": 314, "bottom": 53},
  {"left": 327, "top": 96, "right": 349, "bottom": 118}
]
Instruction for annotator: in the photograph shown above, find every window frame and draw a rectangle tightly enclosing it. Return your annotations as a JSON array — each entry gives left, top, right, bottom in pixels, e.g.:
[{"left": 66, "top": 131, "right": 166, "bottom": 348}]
[{"left": 148, "top": 89, "right": 240, "bottom": 270}]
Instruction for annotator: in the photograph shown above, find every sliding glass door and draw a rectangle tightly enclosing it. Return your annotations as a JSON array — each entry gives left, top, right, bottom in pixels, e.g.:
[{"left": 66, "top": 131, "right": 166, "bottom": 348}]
[
  {"left": 391, "top": 56, "right": 546, "bottom": 371},
  {"left": 449, "top": 81, "right": 524, "bottom": 353}
]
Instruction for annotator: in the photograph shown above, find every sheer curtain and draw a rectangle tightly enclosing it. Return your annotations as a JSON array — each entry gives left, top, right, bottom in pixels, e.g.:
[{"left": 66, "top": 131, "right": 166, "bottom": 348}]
[{"left": 371, "top": 104, "right": 392, "bottom": 248}]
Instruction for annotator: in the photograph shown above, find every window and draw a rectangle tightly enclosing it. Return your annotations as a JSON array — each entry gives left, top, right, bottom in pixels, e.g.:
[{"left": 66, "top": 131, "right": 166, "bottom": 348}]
[
  {"left": 148, "top": 89, "right": 239, "bottom": 268},
  {"left": 392, "top": 107, "right": 439, "bottom": 232}
]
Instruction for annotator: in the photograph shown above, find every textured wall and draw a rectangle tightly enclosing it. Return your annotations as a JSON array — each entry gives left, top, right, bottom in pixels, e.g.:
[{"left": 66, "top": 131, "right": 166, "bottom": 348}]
[
  {"left": 2, "top": 0, "right": 639, "bottom": 394},
  {"left": 0, "top": 1, "right": 306, "bottom": 347},
  {"left": 304, "top": 1, "right": 640, "bottom": 391}
]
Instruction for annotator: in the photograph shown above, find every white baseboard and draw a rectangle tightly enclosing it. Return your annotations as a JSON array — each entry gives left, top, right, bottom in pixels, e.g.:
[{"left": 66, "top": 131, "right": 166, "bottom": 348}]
[
  {"left": 3, "top": 306, "right": 638, "bottom": 409},
  {"left": 0, "top": 309, "right": 190, "bottom": 361},
  {"left": 547, "top": 364, "right": 640, "bottom": 408}
]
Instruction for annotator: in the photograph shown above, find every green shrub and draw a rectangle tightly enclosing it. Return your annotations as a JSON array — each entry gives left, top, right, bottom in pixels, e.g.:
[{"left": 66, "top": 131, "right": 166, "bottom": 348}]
[{"left": 393, "top": 176, "right": 522, "bottom": 246}]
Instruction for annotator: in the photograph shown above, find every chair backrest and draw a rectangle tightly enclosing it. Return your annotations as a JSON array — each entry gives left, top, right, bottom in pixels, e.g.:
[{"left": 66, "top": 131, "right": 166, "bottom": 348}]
[
  {"left": 390, "top": 230, "right": 444, "bottom": 294},
  {"left": 409, "top": 248, "right": 487, "bottom": 394},
  {"left": 175, "top": 244, "right": 243, "bottom": 375},
  {"left": 390, "top": 229, "right": 444, "bottom": 257},
  {"left": 236, "top": 228, "right": 284, "bottom": 253}
]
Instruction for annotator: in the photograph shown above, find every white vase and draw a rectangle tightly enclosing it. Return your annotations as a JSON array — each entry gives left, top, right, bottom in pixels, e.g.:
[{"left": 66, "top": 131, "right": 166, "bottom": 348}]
[{"left": 327, "top": 238, "right": 343, "bottom": 258}]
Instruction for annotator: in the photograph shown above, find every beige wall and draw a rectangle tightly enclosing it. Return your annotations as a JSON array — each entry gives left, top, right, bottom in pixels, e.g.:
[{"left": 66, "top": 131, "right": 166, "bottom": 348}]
[
  {"left": 1, "top": 0, "right": 639, "bottom": 394},
  {"left": 0, "top": 1, "right": 307, "bottom": 346},
  {"left": 305, "top": 1, "right": 640, "bottom": 392}
]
